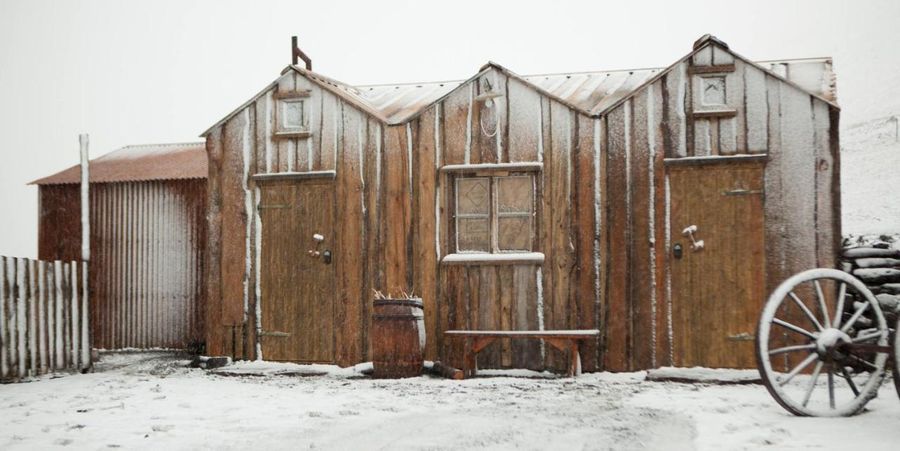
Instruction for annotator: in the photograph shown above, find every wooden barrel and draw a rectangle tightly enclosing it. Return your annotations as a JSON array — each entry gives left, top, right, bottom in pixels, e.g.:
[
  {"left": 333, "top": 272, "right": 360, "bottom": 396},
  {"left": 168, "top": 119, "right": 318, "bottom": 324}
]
[{"left": 372, "top": 298, "right": 425, "bottom": 378}]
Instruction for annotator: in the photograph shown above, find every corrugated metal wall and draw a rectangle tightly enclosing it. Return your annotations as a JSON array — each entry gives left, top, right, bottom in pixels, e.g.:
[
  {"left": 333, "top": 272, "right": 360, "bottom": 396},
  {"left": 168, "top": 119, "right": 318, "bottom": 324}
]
[{"left": 39, "top": 179, "right": 207, "bottom": 350}]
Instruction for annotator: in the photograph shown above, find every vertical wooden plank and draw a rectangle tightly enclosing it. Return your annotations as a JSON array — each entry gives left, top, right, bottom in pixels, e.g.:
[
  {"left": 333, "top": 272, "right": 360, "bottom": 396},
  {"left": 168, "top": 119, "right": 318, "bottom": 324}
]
[
  {"left": 663, "top": 64, "right": 688, "bottom": 158},
  {"left": 16, "top": 258, "right": 26, "bottom": 378},
  {"left": 27, "top": 260, "right": 37, "bottom": 375},
  {"left": 744, "top": 63, "right": 768, "bottom": 153},
  {"left": 694, "top": 119, "right": 711, "bottom": 156},
  {"left": 650, "top": 81, "right": 669, "bottom": 368},
  {"left": 54, "top": 260, "right": 64, "bottom": 369},
  {"left": 7, "top": 258, "right": 18, "bottom": 377},
  {"left": 498, "top": 266, "right": 513, "bottom": 367},
  {"left": 779, "top": 85, "right": 817, "bottom": 281},
  {"left": 476, "top": 266, "right": 499, "bottom": 368},
  {"left": 536, "top": 95, "right": 552, "bottom": 370},
  {"left": 725, "top": 59, "right": 745, "bottom": 153},
  {"left": 629, "top": 89, "right": 653, "bottom": 370},
  {"left": 71, "top": 261, "right": 80, "bottom": 368},
  {"left": 719, "top": 117, "right": 738, "bottom": 155},
  {"left": 763, "top": 76, "right": 785, "bottom": 296},
  {"left": 81, "top": 261, "right": 90, "bottom": 367},
  {"left": 507, "top": 78, "right": 542, "bottom": 163},
  {"left": 813, "top": 100, "right": 835, "bottom": 269},
  {"left": 335, "top": 105, "right": 365, "bottom": 365},
  {"left": 414, "top": 107, "right": 439, "bottom": 361},
  {"left": 319, "top": 92, "right": 338, "bottom": 171},
  {"left": 472, "top": 71, "right": 499, "bottom": 164},
  {"left": 546, "top": 101, "right": 574, "bottom": 371},
  {"left": 511, "top": 264, "right": 541, "bottom": 369},
  {"left": 0, "top": 257, "right": 8, "bottom": 378},
  {"left": 382, "top": 126, "right": 410, "bottom": 294},
  {"left": 604, "top": 106, "right": 629, "bottom": 371},
  {"left": 572, "top": 114, "right": 598, "bottom": 372},
  {"left": 440, "top": 84, "right": 473, "bottom": 165}
]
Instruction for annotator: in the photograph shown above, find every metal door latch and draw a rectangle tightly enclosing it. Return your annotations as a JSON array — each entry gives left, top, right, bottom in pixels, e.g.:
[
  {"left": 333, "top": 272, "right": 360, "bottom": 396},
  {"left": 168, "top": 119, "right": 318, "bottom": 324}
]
[{"left": 681, "top": 225, "right": 705, "bottom": 251}]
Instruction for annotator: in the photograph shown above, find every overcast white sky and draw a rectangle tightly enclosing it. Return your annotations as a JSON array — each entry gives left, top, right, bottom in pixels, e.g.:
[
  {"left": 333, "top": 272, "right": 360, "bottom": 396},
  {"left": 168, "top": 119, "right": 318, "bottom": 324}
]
[{"left": 1, "top": 0, "right": 898, "bottom": 258}]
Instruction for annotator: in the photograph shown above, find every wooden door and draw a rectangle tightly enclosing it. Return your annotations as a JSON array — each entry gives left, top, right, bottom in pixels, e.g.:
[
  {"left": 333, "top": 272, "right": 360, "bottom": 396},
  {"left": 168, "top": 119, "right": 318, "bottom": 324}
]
[
  {"left": 668, "top": 162, "right": 765, "bottom": 368},
  {"left": 259, "top": 178, "right": 336, "bottom": 363}
]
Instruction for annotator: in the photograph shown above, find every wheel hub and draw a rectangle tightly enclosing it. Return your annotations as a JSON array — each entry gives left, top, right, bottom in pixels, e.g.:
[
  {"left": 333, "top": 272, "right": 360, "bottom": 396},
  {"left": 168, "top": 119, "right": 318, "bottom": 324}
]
[{"left": 815, "top": 328, "right": 852, "bottom": 357}]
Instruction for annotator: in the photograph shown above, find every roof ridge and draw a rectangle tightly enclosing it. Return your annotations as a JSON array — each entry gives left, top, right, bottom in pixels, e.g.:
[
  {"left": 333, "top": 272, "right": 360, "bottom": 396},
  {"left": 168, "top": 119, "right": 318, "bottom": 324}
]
[{"left": 118, "top": 142, "right": 205, "bottom": 150}]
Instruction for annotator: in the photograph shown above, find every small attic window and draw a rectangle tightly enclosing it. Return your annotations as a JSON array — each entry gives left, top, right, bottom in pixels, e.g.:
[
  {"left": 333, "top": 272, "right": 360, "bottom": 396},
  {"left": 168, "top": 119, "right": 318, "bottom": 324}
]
[
  {"left": 701, "top": 76, "right": 726, "bottom": 106},
  {"left": 274, "top": 90, "right": 311, "bottom": 139},
  {"left": 280, "top": 98, "right": 306, "bottom": 131}
]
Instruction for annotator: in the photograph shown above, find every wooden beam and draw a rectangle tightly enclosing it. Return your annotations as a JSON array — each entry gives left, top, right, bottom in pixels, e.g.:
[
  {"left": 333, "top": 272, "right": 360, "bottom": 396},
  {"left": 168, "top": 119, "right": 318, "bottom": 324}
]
[
  {"left": 251, "top": 170, "right": 336, "bottom": 183},
  {"left": 689, "top": 64, "right": 736, "bottom": 74}
]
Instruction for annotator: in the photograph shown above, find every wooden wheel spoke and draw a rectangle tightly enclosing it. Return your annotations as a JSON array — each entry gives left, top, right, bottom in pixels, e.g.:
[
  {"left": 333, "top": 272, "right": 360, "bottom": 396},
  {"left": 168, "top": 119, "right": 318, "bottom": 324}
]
[
  {"left": 788, "top": 292, "right": 824, "bottom": 332},
  {"left": 840, "top": 302, "right": 870, "bottom": 334},
  {"left": 813, "top": 281, "right": 832, "bottom": 329},
  {"left": 833, "top": 283, "right": 847, "bottom": 329},
  {"left": 852, "top": 330, "right": 885, "bottom": 343},
  {"left": 827, "top": 368, "right": 836, "bottom": 409},
  {"left": 773, "top": 318, "right": 817, "bottom": 340},
  {"left": 801, "top": 361, "right": 824, "bottom": 407},
  {"left": 778, "top": 353, "right": 819, "bottom": 386},
  {"left": 769, "top": 344, "right": 815, "bottom": 356},
  {"left": 840, "top": 366, "right": 860, "bottom": 397}
]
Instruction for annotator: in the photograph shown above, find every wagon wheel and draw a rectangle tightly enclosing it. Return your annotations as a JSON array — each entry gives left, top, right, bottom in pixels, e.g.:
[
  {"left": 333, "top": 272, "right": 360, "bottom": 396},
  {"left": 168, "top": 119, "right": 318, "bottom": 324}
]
[{"left": 757, "top": 268, "right": 890, "bottom": 416}]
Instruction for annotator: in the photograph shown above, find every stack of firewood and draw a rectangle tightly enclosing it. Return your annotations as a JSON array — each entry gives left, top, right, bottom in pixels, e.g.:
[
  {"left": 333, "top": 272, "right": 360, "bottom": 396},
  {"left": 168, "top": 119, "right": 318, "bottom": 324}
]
[{"left": 841, "top": 244, "right": 900, "bottom": 316}]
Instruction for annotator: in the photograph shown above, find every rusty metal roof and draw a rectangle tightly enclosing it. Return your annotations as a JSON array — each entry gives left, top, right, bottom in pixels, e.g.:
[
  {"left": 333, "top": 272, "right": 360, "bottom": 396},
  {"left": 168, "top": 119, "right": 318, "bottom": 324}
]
[{"left": 31, "top": 142, "right": 207, "bottom": 185}]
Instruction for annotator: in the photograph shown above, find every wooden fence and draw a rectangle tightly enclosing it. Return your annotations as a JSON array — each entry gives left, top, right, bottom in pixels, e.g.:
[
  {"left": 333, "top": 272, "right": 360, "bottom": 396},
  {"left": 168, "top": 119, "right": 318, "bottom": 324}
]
[{"left": 0, "top": 257, "right": 91, "bottom": 382}]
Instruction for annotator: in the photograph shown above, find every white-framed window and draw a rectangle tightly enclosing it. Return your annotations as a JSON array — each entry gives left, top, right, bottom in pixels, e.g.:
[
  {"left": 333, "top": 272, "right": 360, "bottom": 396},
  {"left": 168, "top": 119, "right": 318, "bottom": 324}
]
[
  {"left": 700, "top": 76, "right": 726, "bottom": 107},
  {"left": 278, "top": 98, "right": 306, "bottom": 132},
  {"left": 454, "top": 174, "right": 535, "bottom": 253}
]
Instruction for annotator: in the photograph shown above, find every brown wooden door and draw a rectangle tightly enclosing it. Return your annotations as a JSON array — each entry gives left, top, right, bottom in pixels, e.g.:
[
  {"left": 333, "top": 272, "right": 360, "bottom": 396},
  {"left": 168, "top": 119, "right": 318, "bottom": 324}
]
[
  {"left": 259, "top": 178, "right": 336, "bottom": 363},
  {"left": 668, "top": 162, "right": 765, "bottom": 368}
]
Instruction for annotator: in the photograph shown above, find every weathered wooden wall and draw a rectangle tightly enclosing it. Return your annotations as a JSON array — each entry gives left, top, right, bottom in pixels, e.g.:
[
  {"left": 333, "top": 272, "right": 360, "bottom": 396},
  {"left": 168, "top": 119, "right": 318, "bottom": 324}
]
[
  {"left": 38, "top": 180, "right": 207, "bottom": 350},
  {"left": 206, "top": 41, "right": 839, "bottom": 371},
  {"left": 597, "top": 42, "right": 840, "bottom": 371},
  {"left": 1, "top": 257, "right": 90, "bottom": 382}
]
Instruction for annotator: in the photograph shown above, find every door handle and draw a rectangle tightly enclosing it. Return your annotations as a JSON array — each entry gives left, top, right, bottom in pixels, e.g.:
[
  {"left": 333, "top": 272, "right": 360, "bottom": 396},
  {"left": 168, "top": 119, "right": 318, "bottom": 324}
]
[{"left": 681, "top": 225, "right": 704, "bottom": 251}]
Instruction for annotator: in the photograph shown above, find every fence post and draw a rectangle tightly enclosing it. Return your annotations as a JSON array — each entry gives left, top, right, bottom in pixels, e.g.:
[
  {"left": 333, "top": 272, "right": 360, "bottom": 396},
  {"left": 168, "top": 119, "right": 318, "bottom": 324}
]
[
  {"left": 0, "top": 257, "right": 7, "bottom": 379},
  {"left": 79, "top": 134, "right": 91, "bottom": 369}
]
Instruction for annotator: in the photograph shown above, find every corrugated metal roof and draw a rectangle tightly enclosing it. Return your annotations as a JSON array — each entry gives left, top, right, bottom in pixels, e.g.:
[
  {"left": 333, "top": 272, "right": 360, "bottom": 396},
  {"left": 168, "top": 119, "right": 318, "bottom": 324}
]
[
  {"left": 350, "top": 57, "right": 835, "bottom": 123},
  {"left": 756, "top": 57, "right": 837, "bottom": 103},
  {"left": 31, "top": 142, "right": 207, "bottom": 185}
]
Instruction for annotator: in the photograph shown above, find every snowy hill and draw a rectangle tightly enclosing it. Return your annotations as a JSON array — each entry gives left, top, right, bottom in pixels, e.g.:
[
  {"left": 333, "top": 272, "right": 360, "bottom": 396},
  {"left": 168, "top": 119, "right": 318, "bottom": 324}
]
[{"left": 841, "top": 116, "right": 900, "bottom": 236}]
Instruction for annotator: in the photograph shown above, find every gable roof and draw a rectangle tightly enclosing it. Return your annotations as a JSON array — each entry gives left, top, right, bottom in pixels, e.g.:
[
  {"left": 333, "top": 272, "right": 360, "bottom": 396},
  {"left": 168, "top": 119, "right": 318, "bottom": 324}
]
[
  {"left": 201, "top": 36, "right": 837, "bottom": 134},
  {"left": 31, "top": 142, "right": 207, "bottom": 185}
]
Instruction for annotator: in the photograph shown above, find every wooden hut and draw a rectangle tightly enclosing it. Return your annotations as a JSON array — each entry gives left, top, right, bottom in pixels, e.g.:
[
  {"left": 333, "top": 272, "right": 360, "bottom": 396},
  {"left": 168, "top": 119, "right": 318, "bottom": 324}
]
[
  {"left": 203, "top": 35, "right": 839, "bottom": 371},
  {"left": 32, "top": 143, "right": 208, "bottom": 351}
]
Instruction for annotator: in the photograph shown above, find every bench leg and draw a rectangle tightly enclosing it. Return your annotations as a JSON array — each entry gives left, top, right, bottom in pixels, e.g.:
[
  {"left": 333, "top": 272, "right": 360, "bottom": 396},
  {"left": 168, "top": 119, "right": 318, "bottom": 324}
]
[
  {"left": 568, "top": 341, "right": 582, "bottom": 377},
  {"left": 463, "top": 337, "right": 476, "bottom": 378}
]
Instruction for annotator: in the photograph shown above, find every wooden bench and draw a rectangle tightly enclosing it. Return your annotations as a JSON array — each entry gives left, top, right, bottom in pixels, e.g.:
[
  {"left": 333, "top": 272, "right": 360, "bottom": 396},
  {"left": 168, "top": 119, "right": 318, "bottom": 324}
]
[{"left": 444, "top": 330, "right": 600, "bottom": 378}]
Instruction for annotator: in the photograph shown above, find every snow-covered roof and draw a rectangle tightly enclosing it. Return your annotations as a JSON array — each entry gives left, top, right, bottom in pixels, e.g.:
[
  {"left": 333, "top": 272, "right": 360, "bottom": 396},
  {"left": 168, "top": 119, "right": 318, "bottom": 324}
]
[
  {"left": 202, "top": 38, "right": 838, "bottom": 134},
  {"left": 31, "top": 142, "right": 207, "bottom": 185}
]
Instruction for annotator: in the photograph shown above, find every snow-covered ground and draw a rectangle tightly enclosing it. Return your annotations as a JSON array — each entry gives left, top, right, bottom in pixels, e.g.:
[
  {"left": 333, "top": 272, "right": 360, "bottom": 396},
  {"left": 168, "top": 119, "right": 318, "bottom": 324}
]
[
  {"left": 2, "top": 352, "right": 899, "bottom": 450},
  {"left": 841, "top": 116, "right": 900, "bottom": 236}
]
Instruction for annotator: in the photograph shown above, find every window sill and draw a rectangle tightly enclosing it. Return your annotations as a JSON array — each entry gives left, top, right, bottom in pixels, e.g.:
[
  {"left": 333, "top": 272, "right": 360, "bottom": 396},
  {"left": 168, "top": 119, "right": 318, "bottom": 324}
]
[
  {"left": 274, "top": 130, "right": 311, "bottom": 140},
  {"left": 441, "top": 252, "right": 544, "bottom": 266}
]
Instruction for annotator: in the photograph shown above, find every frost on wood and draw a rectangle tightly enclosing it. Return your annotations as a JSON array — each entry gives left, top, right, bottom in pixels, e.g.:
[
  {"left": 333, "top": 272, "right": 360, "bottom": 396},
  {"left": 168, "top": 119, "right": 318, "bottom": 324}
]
[{"left": 0, "top": 258, "right": 90, "bottom": 381}]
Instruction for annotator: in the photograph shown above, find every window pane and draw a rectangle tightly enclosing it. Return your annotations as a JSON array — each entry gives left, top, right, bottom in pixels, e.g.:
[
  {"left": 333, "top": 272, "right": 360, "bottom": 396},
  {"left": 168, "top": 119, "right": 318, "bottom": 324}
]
[
  {"left": 457, "top": 218, "right": 490, "bottom": 252},
  {"left": 498, "top": 216, "right": 532, "bottom": 251},
  {"left": 281, "top": 100, "right": 304, "bottom": 129},
  {"left": 457, "top": 178, "right": 490, "bottom": 215},
  {"left": 497, "top": 176, "right": 532, "bottom": 214}
]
